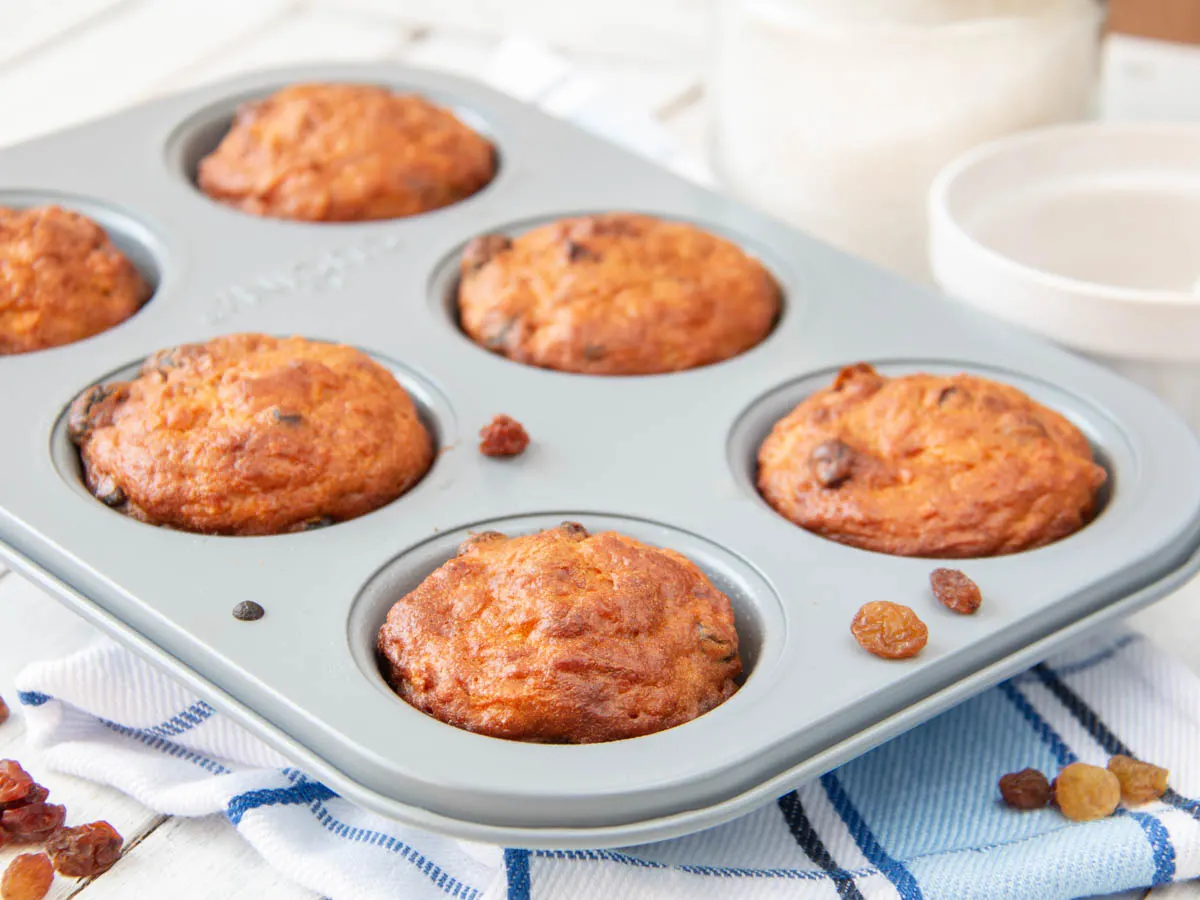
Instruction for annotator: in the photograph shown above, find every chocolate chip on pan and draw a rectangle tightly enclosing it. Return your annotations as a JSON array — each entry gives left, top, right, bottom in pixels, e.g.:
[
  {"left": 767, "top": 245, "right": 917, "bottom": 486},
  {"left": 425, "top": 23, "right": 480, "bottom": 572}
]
[{"left": 232, "top": 601, "right": 266, "bottom": 622}]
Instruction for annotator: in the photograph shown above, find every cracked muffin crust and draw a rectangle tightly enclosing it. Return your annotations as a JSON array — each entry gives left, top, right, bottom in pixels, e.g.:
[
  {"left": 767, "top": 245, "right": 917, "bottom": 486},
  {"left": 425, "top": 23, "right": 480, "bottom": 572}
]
[
  {"left": 378, "top": 523, "right": 742, "bottom": 743},
  {"left": 68, "top": 333, "right": 433, "bottom": 535},
  {"left": 457, "top": 213, "right": 780, "bottom": 375},
  {"left": 0, "top": 205, "right": 151, "bottom": 355},
  {"left": 197, "top": 83, "right": 496, "bottom": 221},
  {"left": 756, "top": 363, "right": 1107, "bottom": 558}
]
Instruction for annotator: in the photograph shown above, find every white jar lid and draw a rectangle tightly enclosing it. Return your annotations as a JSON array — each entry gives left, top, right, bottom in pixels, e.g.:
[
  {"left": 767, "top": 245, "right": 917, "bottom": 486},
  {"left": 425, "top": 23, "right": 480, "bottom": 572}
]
[{"left": 929, "top": 122, "right": 1200, "bottom": 361}]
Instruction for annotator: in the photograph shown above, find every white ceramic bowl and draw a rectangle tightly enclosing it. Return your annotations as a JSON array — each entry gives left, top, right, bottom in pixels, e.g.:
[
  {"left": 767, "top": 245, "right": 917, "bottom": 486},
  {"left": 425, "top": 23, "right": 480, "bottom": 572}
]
[{"left": 929, "top": 122, "right": 1200, "bottom": 427}]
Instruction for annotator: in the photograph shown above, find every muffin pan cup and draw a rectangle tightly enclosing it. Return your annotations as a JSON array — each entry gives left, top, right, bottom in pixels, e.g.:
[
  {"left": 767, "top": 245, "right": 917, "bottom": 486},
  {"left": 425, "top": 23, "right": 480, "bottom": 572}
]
[{"left": 2, "top": 65, "right": 1200, "bottom": 849}]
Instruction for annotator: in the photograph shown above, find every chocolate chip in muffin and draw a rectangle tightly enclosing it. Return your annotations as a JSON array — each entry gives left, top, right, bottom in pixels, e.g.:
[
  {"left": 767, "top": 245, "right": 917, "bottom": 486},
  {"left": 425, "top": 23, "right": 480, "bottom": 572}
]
[
  {"left": 559, "top": 521, "right": 589, "bottom": 540},
  {"left": 299, "top": 516, "right": 336, "bottom": 531},
  {"left": 92, "top": 476, "right": 127, "bottom": 509},
  {"left": 458, "top": 531, "right": 507, "bottom": 555},
  {"left": 482, "top": 316, "right": 518, "bottom": 351},
  {"left": 563, "top": 239, "right": 596, "bottom": 263},
  {"left": 67, "top": 384, "right": 125, "bottom": 444},
  {"left": 272, "top": 409, "right": 304, "bottom": 425},
  {"left": 810, "top": 439, "right": 855, "bottom": 488},
  {"left": 462, "top": 234, "right": 512, "bottom": 273}
]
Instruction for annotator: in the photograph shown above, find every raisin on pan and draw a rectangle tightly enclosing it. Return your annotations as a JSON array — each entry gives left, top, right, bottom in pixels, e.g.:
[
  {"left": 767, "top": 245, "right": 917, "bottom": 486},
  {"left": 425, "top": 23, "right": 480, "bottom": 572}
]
[
  {"left": 850, "top": 602, "right": 928, "bottom": 659},
  {"left": 479, "top": 414, "right": 530, "bottom": 457},
  {"left": 930, "top": 568, "right": 982, "bottom": 614}
]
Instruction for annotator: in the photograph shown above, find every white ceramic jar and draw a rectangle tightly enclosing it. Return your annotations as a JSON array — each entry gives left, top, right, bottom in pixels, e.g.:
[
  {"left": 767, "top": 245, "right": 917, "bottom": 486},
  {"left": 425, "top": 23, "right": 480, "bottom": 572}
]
[{"left": 711, "top": 0, "right": 1101, "bottom": 281}]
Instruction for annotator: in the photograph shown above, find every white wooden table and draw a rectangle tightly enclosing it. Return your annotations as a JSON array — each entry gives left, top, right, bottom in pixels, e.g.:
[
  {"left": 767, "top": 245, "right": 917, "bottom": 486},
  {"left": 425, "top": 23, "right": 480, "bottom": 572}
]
[{"left": 1, "top": 2, "right": 1198, "bottom": 896}]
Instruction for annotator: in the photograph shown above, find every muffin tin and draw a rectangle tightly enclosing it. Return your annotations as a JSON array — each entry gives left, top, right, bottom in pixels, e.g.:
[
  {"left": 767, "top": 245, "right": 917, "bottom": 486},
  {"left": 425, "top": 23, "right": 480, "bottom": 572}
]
[{"left": 2, "top": 64, "right": 1200, "bottom": 850}]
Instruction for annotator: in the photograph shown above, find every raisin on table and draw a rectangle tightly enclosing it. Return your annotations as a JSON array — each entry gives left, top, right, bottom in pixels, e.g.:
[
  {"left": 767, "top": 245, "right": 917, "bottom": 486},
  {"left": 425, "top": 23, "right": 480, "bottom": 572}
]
[
  {"left": 930, "top": 568, "right": 982, "bottom": 614},
  {"left": 850, "top": 602, "right": 929, "bottom": 659},
  {"left": 1, "top": 803, "right": 66, "bottom": 843},
  {"left": 0, "top": 695, "right": 8, "bottom": 726},
  {"left": 1108, "top": 755, "right": 1169, "bottom": 804},
  {"left": 1053, "top": 762, "right": 1121, "bottom": 821},
  {"left": 1, "top": 784, "right": 48, "bottom": 813},
  {"left": 0, "top": 761, "right": 33, "bottom": 805},
  {"left": 1, "top": 853, "right": 54, "bottom": 900},
  {"left": 46, "top": 821, "right": 124, "bottom": 877},
  {"left": 998, "top": 768, "right": 1052, "bottom": 809}
]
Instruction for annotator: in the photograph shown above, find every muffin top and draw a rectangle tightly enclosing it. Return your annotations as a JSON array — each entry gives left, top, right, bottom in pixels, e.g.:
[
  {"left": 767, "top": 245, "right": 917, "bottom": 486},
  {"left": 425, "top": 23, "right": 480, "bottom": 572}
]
[
  {"left": 0, "top": 206, "right": 150, "bottom": 355},
  {"left": 457, "top": 213, "right": 780, "bottom": 375},
  {"left": 378, "top": 523, "right": 742, "bottom": 743},
  {"left": 197, "top": 83, "right": 496, "bottom": 221},
  {"left": 68, "top": 334, "right": 433, "bottom": 535},
  {"left": 756, "top": 363, "right": 1107, "bottom": 558}
]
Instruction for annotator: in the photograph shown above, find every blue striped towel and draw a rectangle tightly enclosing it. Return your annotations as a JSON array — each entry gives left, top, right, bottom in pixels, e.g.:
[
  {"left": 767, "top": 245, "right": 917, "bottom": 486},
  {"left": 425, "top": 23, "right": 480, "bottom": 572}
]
[{"left": 11, "top": 628, "right": 1200, "bottom": 899}]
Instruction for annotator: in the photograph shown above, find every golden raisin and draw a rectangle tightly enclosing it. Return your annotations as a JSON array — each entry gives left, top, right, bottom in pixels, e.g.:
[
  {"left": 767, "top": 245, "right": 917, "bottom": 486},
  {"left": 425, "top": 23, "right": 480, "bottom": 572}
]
[
  {"left": 1, "top": 853, "right": 53, "bottom": 900},
  {"left": 1054, "top": 762, "right": 1121, "bottom": 821},
  {"left": 0, "top": 761, "right": 33, "bottom": 806},
  {"left": 1108, "top": 755, "right": 1169, "bottom": 805},
  {"left": 479, "top": 414, "right": 530, "bottom": 457},
  {"left": 850, "top": 602, "right": 928, "bottom": 659},
  {"left": 930, "top": 568, "right": 982, "bottom": 615},
  {"left": 0, "top": 695, "right": 8, "bottom": 726},
  {"left": 998, "top": 768, "right": 1051, "bottom": 809},
  {"left": 46, "top": 821, "right": 123, "bottom": 877}
]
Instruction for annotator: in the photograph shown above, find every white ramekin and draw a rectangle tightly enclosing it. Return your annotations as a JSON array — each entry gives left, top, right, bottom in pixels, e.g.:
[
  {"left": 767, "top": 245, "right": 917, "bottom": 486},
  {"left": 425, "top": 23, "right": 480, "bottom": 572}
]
[{"left": 929, "top": 122, "right": 1200, "bottom": 427}]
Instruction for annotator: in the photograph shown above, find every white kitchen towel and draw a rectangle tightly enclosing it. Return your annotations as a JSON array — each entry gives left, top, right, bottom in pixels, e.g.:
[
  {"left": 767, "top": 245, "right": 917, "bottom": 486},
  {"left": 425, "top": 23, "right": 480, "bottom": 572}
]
[
  {"left": 15, "top": 629, "right": 1200, "bottom": 900},
  {"left": 10, "top": 37, "right": 1200, "bottom": 900}
]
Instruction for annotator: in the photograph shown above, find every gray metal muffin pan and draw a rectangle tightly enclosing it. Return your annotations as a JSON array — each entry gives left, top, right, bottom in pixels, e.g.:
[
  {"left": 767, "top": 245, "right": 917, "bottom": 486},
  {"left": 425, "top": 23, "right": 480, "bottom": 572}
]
[{"left": 2, "top": 64, "right": 1200, "bottom": 850}]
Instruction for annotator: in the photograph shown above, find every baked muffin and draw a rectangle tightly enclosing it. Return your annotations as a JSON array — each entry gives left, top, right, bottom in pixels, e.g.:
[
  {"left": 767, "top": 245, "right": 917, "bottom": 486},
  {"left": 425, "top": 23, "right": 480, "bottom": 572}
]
[
  {"left": 378, "top": 523, "right": 741, "bottom": 743},
  {"left": 67, "top": 334, "right": 433, "bottom": 535},
  {"left": 0, "top": 206, "right": 150, "bottom": 355},
  {"left": 757, "top": 363, "right": 1107, "bottom": 558},
  {"left": 457, "top": 213, "right": 780, "bottom": 375},
  {"left": 196, "top": 83, "right": 495, "bottom": 222}
]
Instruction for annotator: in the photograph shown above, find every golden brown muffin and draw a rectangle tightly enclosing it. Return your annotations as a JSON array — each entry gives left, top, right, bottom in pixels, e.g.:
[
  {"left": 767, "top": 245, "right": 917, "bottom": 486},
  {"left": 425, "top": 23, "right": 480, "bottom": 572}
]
[
  {"left": 196, "top": 83, "right": 495, "bottom": 222},
  {"left": 378, "top": 523, "right": 741, "bottom": 743},
  {"left": 757, "top": 363, "right": 1107, "bottom": 558},
  {"left": 0, "top": 206, "right": 150, "bottom": 355},
  {"left": 67, "top": 334, "right": 433, "bottom": 535},
  {"left": 457, "top": 213, "right": 780, "bottom": 375}
]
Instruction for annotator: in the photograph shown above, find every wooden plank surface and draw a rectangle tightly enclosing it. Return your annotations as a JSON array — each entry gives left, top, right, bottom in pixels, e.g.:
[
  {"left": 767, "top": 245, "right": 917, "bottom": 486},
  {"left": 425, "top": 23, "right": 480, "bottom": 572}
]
[{"left": 0, "top": 1, "right": 1197, "bottom": 897}]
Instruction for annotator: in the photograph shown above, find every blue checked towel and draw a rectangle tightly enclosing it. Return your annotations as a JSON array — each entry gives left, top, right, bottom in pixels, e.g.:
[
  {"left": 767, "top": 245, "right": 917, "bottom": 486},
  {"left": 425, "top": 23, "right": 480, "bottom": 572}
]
[
  {"left": 8, "top": 37, "right": 1200, "bottom": 900},
  {"left": 11, "top": 629, "right": 1200, "bottom": 899}
]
